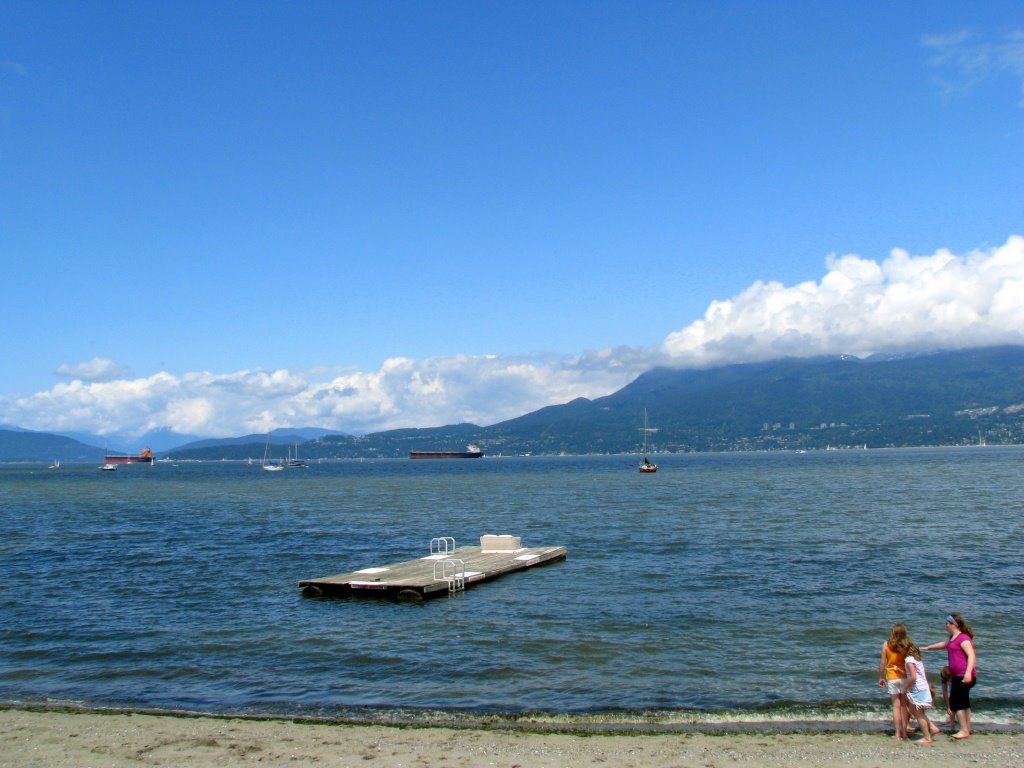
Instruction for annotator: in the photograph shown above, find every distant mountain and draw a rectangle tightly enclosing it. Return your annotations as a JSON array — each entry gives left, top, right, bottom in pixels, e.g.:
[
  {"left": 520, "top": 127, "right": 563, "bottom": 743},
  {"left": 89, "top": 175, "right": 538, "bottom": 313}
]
[
  {"left": 51, "top": 428, "right": 207, "bottom": 454},
  {"left": 169, "top": 428, "right": 339, "bottom": 453},
  {"left": 0, "top": 429, "right": 103, "bottom": 463},
  {"left": 0, "top": 426, "right": 344, "bottom": 463},
  {"left": 273, "top": 427, "right": 337, "bottom": 441},
  {"left": 45, "top": 426, "right": 337, "bottom": 454},
  {"left": 475, "top": 345, "right": 1024, "bottom": 454},
  {"left": 5, "top": 347, "right": 1023, "bottom": 462},
  {"left": 165, "top": 345, "right": 1024, "bottom": 459}
]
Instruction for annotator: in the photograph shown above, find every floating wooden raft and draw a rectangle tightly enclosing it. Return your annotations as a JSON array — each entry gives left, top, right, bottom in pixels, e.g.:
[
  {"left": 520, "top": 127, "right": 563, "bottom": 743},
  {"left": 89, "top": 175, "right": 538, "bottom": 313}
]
[{"left": 299, "top": 535, "right": 567, "bottom": 600}]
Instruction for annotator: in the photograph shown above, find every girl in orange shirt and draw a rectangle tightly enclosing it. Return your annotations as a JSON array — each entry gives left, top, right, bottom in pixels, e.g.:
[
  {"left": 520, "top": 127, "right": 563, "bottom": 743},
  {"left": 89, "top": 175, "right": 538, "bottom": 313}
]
[{"left": 878, "top": 623, "right": 909, "bottom": 739}]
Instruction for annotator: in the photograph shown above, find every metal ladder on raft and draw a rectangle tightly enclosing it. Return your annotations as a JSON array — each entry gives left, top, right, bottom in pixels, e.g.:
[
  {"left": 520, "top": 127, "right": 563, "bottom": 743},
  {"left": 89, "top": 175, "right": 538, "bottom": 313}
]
[{"left": 430, "top": 537, "right": 465, "bottom": 593}]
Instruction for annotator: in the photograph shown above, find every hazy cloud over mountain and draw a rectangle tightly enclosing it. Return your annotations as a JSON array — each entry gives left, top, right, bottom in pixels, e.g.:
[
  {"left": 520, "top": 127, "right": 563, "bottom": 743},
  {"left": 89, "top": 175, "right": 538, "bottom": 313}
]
[
  {"left": 3, "top": 353, "right": 643, "bottom": 439},
  {"left": 3, "top": 236, "right": 1022, "bottom": 440},
  {"left": 663, "top": 235, "right": 1024, "bottom": 366}
]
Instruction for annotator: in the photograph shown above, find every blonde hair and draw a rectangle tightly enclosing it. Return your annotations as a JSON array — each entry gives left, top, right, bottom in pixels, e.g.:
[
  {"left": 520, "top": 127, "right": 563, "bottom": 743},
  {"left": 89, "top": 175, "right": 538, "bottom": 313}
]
[{"left": 887, "top": 623, "right": 910, "bottom": 654}]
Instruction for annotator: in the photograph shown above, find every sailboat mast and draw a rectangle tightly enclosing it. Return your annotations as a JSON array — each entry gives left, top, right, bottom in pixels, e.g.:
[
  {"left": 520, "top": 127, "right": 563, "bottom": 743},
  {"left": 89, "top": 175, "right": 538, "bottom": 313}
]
[
  {"left": 638, "top": 408, "right": 659, "bottom": 472},
  {"left": 641, "top": 408, "right": 658, "bottom": 454}
]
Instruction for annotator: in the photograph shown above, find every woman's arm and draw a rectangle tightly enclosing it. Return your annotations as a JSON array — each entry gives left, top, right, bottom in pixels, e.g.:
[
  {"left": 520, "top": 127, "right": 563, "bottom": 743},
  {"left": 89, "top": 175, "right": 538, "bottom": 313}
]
[
  {"left": 922, "top": 640, "right": 949, "bottom": 652},
  {"left": 962, "top": 639, "right": 976, "bottom": 683},
  {"left": 878, "top": 642, "right": 888, "bottom": 685}
]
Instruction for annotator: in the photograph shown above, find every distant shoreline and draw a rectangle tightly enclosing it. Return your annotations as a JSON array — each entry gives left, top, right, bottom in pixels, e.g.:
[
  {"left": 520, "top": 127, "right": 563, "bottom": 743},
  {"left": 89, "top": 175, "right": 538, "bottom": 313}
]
[{"left": 5, "top": 442, "right": 1024, "bottom": 466}]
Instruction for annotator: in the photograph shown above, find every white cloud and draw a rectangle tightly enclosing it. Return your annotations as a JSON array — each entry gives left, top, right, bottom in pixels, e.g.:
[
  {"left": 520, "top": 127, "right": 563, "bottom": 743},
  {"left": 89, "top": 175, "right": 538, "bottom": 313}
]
[
  {"left": 923, "top": 28, "right": 1024, "bottom": 105},
  {"left": 54, "top": 356, "right": 134, "bottom": 382},
  {"left": 663, "top": 235, "right": 1024, "bottom": 366},
  {"left": 287, "top": 353, "right": 641, "bottom": 434},
  {"left": 4, "top": 236, "right": 1023, "bottom": 439},
  {"left": 1, "top": 355, "right": 644, "bottom": 438}
]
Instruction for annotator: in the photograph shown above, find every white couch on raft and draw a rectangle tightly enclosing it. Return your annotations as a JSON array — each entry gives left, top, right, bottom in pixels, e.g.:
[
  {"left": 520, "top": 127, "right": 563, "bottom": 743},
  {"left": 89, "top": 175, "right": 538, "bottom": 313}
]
[{"left": 479, "top": 534, "right": 522, "bottom": 553}]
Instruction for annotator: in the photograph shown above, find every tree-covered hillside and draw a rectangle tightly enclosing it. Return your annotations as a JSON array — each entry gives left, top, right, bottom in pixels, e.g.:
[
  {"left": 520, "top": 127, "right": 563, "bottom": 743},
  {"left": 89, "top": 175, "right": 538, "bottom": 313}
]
[{"left": 0, "top": 430, "right": 103, "bottom": 463}]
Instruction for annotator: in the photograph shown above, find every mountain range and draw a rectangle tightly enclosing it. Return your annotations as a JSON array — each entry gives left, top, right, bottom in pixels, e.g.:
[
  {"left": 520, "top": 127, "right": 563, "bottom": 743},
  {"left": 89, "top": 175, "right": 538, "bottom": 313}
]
[
  {"left": 3, "top": 346, "right": 1023, "bottom": 462},
  {"left": 0, "top": 427, "right": 335, "bottom": 464}
]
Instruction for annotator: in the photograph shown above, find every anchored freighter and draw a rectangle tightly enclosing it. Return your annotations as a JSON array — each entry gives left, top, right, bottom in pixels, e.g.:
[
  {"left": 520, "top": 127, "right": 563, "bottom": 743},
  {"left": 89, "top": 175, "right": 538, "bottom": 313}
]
[
  {"left": 103, "top": 448, "right": 155, "bottom": 464},
  {"left": 409, "top": 444, "right": 483, "bottom": 459}
]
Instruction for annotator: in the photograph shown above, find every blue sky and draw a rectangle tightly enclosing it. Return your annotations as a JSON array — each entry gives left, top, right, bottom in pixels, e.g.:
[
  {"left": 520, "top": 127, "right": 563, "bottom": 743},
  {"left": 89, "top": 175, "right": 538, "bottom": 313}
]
[{"left": 2, "top": 2, "right": 1023, "bottom": 440}]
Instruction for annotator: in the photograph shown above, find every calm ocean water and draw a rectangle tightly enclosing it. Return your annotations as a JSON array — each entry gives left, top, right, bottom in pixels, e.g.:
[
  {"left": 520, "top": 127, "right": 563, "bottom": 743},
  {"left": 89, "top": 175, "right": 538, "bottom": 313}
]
[{"left": 2, "top": 447, "right": 1022, "bottom": 728}]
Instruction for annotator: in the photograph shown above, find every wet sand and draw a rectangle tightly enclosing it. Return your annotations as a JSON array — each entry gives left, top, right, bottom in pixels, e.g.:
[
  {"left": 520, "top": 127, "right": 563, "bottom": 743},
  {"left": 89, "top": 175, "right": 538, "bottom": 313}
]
[{"left": 2, "top": 708, "right": 1022, "bottom": 767}]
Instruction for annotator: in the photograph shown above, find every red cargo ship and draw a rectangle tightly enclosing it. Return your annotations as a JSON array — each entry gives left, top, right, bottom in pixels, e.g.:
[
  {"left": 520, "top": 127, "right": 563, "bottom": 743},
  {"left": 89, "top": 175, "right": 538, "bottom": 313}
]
[{"left": 103, "top": 448, "right": 155, "bottom": 464}]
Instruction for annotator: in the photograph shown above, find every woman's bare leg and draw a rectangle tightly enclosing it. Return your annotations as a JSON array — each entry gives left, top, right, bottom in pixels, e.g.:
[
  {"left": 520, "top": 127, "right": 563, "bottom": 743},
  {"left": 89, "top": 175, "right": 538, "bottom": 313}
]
[{"left": 952, "top": 708, "right": 971, "bottom": 739}]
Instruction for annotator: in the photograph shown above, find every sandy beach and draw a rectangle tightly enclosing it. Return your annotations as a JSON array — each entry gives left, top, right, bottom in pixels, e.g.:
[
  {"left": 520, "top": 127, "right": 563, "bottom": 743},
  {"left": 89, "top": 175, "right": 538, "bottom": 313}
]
[{"left": 2, "top": 708, "right": 1022, "bottom": 768}]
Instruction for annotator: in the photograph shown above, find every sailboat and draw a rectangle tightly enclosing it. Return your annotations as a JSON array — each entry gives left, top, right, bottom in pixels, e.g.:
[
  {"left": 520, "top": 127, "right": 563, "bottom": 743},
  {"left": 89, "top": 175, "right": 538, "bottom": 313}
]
[
  {"left": 285, "top": 443, "right": 306, "bottom": 468},
  {"left": 262, "top": 435, "right": 284, "bottom": 472},
  {"left": 639, "top": 409, "right": 658, "bottom": 473}
]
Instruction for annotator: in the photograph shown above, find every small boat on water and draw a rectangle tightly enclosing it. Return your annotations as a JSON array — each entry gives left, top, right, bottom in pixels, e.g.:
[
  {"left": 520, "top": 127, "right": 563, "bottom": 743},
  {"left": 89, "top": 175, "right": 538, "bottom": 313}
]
[
  {"left": 48, "top": 459, "right": 60, "bottom": 469},
  {"left": 99, "top": 463, "right": 117, "bottom": 471},
  {"left": 639, "top": 409, "right": 658, "bottom": 473},
  {"left": 410, "top": 443, "right": 483, "bottom": 459}
]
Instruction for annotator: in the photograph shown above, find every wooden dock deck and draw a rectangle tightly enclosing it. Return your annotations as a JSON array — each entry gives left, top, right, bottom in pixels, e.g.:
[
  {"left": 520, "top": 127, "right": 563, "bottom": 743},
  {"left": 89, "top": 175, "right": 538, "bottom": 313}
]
[{"left": 299, "top": 536, "right": 567, "bottom": 600}]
